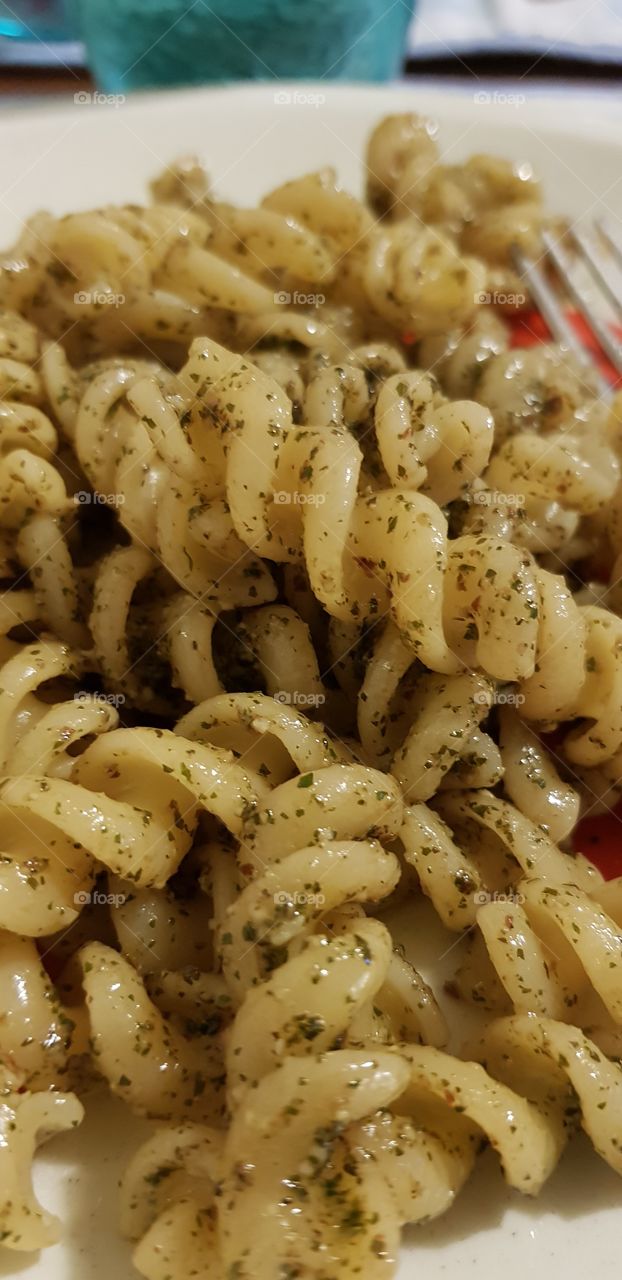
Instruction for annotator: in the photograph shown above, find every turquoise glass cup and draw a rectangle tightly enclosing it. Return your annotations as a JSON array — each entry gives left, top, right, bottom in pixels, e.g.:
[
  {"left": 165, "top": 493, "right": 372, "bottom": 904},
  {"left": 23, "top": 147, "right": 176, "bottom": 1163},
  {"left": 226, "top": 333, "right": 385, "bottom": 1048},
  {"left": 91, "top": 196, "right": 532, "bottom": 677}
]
[{"left": 76, "top": 0, "right": 415, "bottom": 92}]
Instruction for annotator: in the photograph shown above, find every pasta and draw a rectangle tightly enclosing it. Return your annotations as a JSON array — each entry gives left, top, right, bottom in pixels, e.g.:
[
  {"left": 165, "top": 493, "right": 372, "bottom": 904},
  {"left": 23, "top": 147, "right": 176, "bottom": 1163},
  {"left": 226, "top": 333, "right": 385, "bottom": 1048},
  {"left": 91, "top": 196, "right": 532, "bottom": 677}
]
[
  {"left": 0, "top": 110, "right": 621, "bottom": 1277},
  {"left": 0, "top": 1060, "right": 83, "bottom": 1251}
]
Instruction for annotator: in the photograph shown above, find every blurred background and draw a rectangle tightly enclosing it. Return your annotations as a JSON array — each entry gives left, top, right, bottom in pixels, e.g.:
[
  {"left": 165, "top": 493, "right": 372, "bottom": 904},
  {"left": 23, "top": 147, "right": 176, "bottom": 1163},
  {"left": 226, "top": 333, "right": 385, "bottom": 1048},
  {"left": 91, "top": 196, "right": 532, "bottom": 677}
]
[{"left": 0, "top": 0, "right": 621, "bottom": 97}]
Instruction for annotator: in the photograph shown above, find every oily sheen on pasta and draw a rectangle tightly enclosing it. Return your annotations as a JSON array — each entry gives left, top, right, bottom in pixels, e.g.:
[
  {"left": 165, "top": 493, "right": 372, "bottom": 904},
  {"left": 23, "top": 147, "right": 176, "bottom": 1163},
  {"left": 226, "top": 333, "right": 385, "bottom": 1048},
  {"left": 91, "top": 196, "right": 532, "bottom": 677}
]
[{"left": 0, "top": 110, "right": 621, "bottom": 1279}]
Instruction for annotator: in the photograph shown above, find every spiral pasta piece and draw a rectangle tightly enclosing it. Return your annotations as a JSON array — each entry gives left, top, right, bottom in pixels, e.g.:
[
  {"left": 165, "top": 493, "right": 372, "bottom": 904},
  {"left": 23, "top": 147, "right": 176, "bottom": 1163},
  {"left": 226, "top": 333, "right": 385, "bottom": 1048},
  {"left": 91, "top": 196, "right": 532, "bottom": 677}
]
[
  {"left": 365, "top": 113, "right": 543, "bottom": 271},
  {"left": 177, "top": 689, "right": 348, "bottom": 785},
  {"left": 120, "top": 1123, "right": 223, "bottom": 1280},
  {"left": 362, "top": 220, "right": 486, "bottom": 337},
  {"left": 0, "top": 312, "right": 84, "bottom": 628},
  {"left": 0, "top": 1060, "right": 83, "bottom": 1251},
  {"left": 75, "top": 357, "right": 277, "bottom": 608},
  {"left": 0, "top": 717, "right": 264, "bottom": 952},
  {"left": 0, "top": 632, "right": 123, "bottom": 935},
  {"left": 71, "top": 725, "right": 263, "bottom": 880},
  {"left": 473, "top": 1015, "right": 622, "bottom": 1175},
  {"left": 497, "top": 708, "right": 580, "bottom": 843},
  {"left": 218, "top": 1041, "right": 565, "bottom": 1277},
  {"left": 478, "top": 413, "right": 620, "bottom": 561},
  {"left": 87, "top": 543, "right": 227, "bottom": 710},
  {"left": 401, "top": 787, "right": 599, "bottom": 931},
  {"left": 0, "top": 931, "right": 87, "bottom": 1088},
  {"left": 0, "top": 631, "right": 116, "bottom": 774},
  {"left": 455, "top": 875, "right": 622, "bottom": 1035},
  {"left": 80, "top": 941, "right": 226, "bottom": 1123},
  {"left": 374, "top": 369, "right": 494, "bottom": 503}
]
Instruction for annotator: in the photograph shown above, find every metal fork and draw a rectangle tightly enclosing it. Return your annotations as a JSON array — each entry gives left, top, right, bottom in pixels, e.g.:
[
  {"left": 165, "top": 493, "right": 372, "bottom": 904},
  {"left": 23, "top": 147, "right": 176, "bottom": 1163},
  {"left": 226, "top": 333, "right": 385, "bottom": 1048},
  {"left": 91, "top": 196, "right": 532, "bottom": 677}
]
[{"left": 512, "top": 219, "right": 622, "bottom": 396}]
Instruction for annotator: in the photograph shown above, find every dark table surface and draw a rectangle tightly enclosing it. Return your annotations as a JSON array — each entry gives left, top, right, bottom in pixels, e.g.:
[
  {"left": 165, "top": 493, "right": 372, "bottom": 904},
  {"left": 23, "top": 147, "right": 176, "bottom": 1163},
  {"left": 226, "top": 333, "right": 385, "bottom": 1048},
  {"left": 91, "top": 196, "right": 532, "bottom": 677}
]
[{"left": 0, "top": 52, "right": 620, "bottom": 98}]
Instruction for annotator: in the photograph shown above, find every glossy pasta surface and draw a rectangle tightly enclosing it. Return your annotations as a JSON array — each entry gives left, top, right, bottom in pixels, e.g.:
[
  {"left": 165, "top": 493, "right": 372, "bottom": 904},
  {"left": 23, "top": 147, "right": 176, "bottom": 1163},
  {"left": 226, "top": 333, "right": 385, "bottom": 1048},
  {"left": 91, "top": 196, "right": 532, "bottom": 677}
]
[{"left": 0, "top": 113, "right": 621, "bottom": 1279}]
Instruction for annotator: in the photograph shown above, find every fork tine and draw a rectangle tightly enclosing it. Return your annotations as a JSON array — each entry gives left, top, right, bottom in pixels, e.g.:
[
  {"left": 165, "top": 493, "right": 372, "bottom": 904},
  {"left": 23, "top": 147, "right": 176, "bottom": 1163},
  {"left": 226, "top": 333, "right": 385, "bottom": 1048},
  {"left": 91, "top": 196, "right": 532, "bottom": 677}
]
[
  {"left": 570, "top": 226, "right": 622, "bottom": 320},
  {"left": 597, "top": 216, "right": 622, "bottom": 268},
  {"left": 511, "top": 244, "right": 609, "bottom": 395},
  {"left": 542, "top": 228, "right": 622, "bottom": 377}
]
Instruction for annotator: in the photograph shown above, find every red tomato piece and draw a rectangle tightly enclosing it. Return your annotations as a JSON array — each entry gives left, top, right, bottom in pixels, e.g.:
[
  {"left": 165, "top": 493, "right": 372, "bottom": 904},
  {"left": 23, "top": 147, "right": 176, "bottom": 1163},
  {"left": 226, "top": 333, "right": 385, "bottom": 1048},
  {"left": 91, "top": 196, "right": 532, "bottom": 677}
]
[
  {"left": 572, "top": 807, "right": 622, "bottom": 880},
  {"left": 507, "top": 307, "right": 622, "bottom": 389}
]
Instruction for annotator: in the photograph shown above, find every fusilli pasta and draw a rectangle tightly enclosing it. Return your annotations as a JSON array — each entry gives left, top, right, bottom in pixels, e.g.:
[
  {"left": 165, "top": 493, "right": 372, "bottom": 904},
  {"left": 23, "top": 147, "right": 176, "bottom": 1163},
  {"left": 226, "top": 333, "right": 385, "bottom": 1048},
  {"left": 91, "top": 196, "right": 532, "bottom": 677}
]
[{"left": 0, "top": 111, "right": 620, "bottom": 1277}]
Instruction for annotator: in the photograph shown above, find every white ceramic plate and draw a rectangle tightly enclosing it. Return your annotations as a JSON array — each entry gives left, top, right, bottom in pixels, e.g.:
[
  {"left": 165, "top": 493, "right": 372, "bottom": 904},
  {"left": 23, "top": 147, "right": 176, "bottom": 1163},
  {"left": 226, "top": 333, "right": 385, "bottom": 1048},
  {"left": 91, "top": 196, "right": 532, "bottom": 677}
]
[{"left": 0, "top": 83, "right": 620, "bottom": 1280}]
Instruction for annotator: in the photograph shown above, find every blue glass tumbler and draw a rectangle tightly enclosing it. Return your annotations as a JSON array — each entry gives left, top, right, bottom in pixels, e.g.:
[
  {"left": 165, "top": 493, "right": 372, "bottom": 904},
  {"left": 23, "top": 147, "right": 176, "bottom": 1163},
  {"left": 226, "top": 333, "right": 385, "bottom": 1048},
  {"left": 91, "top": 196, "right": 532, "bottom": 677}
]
[{"left": 77, "top": 0, "right": 416, "bottom": 92}]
